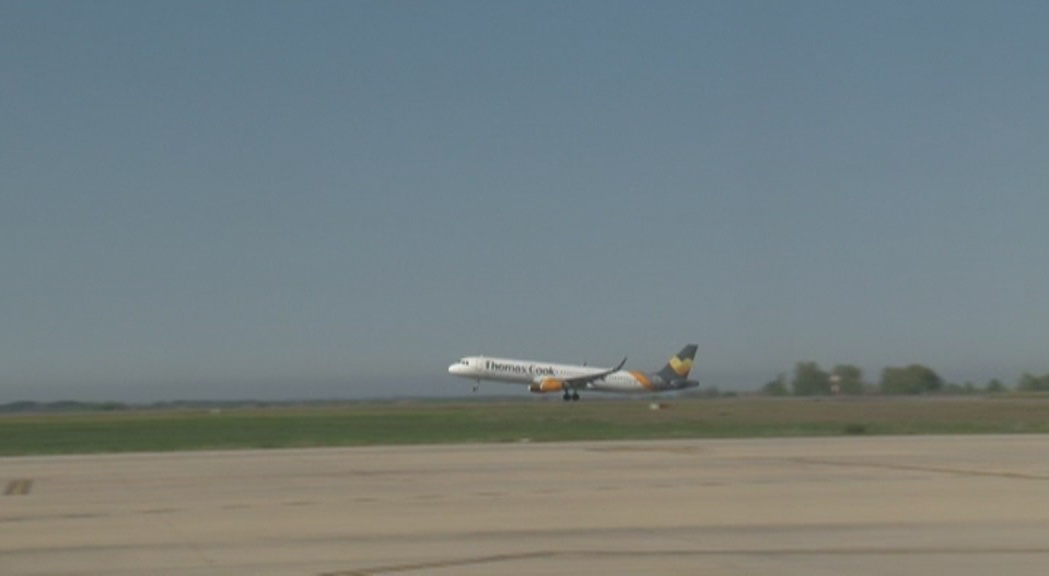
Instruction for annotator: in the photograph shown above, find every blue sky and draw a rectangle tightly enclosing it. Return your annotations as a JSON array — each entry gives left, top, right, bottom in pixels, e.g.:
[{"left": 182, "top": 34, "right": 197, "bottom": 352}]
[{"left": 2, "top": 1, "right": 1048, "bottom": 401}]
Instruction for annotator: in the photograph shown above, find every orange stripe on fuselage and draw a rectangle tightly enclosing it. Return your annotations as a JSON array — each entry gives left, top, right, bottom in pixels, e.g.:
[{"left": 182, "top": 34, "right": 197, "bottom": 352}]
[{"left": 629, "top": 371, "right": 655, "bottom": 391}]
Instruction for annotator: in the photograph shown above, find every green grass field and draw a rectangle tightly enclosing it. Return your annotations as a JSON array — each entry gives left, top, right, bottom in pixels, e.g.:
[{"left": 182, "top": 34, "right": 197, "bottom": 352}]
[{"left": 1, "top": 396, "right": 1047, "bottom": 456}]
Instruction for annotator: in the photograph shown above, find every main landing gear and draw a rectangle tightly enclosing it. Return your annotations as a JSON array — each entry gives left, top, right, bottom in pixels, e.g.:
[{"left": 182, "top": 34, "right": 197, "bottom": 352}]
[{"left": 562, "top": 390, "right": 580, "bottom": 402}]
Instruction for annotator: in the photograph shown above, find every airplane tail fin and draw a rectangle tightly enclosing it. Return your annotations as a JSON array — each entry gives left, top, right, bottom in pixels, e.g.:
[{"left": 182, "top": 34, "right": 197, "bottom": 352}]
[{"left": 657, "top": 344, "right": 698, "bottom": 382}]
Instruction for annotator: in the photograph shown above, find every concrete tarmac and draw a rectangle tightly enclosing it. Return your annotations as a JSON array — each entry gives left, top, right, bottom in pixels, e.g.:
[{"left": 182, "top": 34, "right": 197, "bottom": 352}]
[{"left": 3, "top": 435, "right": 1049, "bottom": 575}]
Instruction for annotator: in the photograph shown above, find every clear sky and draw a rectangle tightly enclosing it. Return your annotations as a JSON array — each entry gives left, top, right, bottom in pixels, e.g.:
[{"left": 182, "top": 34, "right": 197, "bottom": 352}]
[{"left": 3, "top": 1, "right": 1048, "bottom": 402}]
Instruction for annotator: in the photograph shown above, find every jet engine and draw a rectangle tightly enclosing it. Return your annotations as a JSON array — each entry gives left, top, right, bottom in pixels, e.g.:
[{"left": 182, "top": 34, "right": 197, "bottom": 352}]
[{"left": 528, "top": 379, "right": 565, "bottom": 393}]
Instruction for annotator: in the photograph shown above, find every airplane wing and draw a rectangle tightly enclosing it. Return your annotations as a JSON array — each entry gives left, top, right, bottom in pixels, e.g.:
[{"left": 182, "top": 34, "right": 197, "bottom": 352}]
[{"left": 560, "top": 357, "right": 626, "bottom": 390}]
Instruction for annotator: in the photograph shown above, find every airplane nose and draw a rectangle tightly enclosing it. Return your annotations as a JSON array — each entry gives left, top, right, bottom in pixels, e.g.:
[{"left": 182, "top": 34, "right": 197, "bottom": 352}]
[{"left": 448, "top": 364, "right": 462, "bottom": 375}]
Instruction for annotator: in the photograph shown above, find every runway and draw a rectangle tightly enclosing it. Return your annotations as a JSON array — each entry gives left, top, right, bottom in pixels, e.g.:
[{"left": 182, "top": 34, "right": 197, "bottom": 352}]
[{"left": 3, "top": 435, "right": 1049, "bottom": 575}]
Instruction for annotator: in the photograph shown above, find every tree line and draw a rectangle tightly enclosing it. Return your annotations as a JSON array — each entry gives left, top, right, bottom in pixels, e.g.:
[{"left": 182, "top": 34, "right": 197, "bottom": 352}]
[{"left": 761, "top": 362, "right": 1049, "bottom": 396}]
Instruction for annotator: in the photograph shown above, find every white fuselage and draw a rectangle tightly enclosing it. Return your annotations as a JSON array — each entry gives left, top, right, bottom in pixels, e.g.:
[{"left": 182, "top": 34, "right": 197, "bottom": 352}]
[{"left": 448, "top": 356, "right": 655, "bottom": 393}]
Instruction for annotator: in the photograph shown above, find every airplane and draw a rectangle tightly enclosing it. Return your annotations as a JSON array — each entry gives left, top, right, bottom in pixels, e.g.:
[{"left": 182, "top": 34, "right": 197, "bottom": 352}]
[{"left": 448, "top": 344, "right": 699, "bottom": 401}]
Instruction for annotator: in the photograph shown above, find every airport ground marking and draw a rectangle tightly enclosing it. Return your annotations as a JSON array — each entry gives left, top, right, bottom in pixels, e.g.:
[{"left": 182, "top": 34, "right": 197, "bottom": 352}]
[
  {"left": 3, "top": 479, "right": 33, "bottom": 496},
  {"left": 322, "top": 546, "right": 1049, "bottom": 575},
  {"left": 784, "top": 457, "right": 1049, "bottom": 481}
]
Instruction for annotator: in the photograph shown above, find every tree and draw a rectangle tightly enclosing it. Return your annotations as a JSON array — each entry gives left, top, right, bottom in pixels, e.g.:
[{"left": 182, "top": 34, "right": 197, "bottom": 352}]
[
  {"left": 1018, "top": 373, "right": 1049, "bottom": 392},
  {"left": 986, "top": 379, "right": 1007, "bottom": 394},
  {"left": 792, "top": 362, "right": 831, "bottom": 396},
  {"left": 879, "top": 364, "right": 943, "bottom": 395},
  {"left": 762, "top": 373, "right": 789, "bottom": 396},
  {"left": 830, "top": 364, "right": 865, "bottom": 395}
]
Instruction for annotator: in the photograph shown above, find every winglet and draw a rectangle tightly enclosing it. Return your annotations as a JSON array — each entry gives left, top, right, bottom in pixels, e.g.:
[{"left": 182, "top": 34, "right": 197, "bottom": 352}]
[{"left": 612, "top": 357, "right": 627, "bottom": 371}]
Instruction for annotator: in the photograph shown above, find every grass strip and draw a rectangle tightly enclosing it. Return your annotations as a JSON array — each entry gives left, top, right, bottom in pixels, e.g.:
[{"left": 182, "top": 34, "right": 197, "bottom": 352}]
[{"left": 1, "top": 397, "right": 1047, "bottom": 456}]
